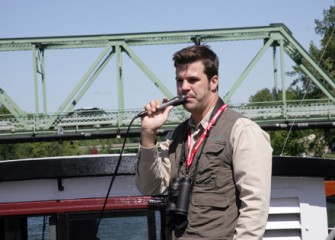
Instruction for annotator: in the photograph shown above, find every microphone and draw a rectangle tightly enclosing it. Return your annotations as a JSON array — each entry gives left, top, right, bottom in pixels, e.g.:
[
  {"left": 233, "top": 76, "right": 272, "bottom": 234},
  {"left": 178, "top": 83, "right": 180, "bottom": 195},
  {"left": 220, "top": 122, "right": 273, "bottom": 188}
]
[{"left": 135, "top": 95, "right": 186, "bottom": 118}]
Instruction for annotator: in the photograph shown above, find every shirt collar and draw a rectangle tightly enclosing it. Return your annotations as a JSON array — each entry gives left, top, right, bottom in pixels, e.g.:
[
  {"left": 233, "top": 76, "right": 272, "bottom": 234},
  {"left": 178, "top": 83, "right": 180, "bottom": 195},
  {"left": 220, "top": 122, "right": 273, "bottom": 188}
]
[{"left": 188, "top": 105, "right": 216, "bottom": 131}]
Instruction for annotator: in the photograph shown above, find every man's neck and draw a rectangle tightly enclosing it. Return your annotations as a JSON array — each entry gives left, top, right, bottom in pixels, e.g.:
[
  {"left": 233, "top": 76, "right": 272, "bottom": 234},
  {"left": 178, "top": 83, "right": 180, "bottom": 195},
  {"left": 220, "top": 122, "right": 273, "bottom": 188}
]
[{"left": 191, "top": 96, "right": 219, "bottom": 125}]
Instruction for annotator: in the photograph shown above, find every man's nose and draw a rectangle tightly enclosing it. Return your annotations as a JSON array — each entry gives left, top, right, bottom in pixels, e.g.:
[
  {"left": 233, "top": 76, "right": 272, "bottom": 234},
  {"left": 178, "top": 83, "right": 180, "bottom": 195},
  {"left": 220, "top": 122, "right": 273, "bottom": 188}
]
[{"left": 181, "top": 79, "right": 190, "bottom": 90}]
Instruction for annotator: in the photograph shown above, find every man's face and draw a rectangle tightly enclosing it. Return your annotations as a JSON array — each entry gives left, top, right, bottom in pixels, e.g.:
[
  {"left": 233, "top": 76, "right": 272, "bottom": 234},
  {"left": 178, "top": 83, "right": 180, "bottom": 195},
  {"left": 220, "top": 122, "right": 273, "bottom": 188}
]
[{"left": 175, "top": 60, "right": 218, "bottom": 114}]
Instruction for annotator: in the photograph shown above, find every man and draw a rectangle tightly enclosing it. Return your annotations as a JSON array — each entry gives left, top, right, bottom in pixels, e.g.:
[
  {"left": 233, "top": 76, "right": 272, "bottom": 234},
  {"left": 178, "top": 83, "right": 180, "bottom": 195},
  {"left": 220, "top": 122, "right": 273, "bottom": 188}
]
[{"left": 135, "top": 45, "right": 272, "bottom": 239}]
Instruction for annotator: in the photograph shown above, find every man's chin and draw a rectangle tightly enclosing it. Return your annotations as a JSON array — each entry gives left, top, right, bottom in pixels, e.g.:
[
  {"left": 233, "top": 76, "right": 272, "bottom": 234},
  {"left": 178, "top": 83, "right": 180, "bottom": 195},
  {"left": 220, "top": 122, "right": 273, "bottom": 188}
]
[{"left": 183, "top": 103, "right": 195, "bottom": 112}]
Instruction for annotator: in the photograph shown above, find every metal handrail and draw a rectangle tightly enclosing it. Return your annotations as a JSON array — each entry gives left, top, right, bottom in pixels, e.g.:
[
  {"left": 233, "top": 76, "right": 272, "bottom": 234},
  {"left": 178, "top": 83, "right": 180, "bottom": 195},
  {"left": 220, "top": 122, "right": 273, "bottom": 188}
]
[{"left": 0, "top": 100, "right": 334, "bottom": 135}]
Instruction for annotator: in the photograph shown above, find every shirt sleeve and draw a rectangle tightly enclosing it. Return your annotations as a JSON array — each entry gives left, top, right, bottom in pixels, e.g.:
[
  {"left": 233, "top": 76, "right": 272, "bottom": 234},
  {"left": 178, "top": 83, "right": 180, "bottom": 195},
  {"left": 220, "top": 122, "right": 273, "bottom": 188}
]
[
  {"left": 135, "top": 140, "right": 171, "bottom": 195},
  {"left": 230, "top": 118, "right": 273, "bottom": 240}
]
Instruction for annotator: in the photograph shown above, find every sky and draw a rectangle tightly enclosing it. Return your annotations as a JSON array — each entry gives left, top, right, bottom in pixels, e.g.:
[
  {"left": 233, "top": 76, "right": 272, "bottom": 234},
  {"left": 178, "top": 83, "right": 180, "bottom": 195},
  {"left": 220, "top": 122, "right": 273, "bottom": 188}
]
[{"left": 0, "top": 0, "right": 334, "bottom": 113}]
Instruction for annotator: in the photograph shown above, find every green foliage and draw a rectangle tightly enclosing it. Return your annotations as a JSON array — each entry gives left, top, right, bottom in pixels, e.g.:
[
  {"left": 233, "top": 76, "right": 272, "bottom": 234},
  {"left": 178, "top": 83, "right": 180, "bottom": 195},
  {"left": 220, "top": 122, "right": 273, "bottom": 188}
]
[
  {"left": 248, "top": 87, "right": 305, "bottom": 103},
  {"left": 251, "top": 5, "right": 335, "bottom": 158},
  {"left": 269, "top": 129, "right": 333, "bottom": 157},
  {"left": 0, "top": 144, "right": 18, "bottom": 160},
  {"left": 249, "top": 88, "right": 274, "bottom": 102},
  {"left": 0, "top": 134, "right": 143, "bottom": 160},
  {"left": 0, "top": 105, "right": 10, "bottom": 115},
  {"left": 0, "top": 141, "right": 85, "bottom": 160},
  {"left": 269, "top": 130, "right": 305, "bottom": 156},
  {"left": 288, "top": 5, "right": 335, "bottom": 99},
  {"left": 315, "top": 6, "right": 335, "bottom": 74}
]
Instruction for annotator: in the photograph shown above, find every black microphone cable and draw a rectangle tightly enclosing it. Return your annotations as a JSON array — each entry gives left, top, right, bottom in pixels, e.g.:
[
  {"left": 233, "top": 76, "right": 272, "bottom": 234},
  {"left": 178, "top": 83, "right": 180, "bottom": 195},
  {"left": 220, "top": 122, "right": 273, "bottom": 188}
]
[
  {"left": 94, "top": 113, "right": 139, "bottom": 239},
  {"left": 94, "top": 95, "right": 186, "bottom": 238}
]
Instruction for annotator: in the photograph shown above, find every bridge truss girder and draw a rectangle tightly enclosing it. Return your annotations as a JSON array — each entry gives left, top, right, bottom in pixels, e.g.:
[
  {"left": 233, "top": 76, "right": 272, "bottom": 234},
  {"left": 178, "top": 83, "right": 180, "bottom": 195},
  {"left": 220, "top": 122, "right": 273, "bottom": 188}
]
[{"left": 0, "top": 23, "right": 334, "bottom": 141}]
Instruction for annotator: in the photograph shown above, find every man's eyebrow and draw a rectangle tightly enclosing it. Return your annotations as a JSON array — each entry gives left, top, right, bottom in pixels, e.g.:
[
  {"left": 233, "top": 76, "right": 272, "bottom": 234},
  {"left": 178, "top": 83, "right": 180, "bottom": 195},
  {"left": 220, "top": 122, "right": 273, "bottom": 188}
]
[{"left": 175, "top": 74, "right": 186, "bottom": 79}]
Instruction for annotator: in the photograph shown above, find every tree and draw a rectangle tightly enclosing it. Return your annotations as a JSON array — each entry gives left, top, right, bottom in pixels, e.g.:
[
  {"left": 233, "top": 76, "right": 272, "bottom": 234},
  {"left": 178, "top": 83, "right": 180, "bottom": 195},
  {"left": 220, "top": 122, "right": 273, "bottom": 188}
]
[
  {"left": 288, "top": 6, "right": 335, "bottom": 99},
  {"left": 315, "top": 6, "right": 335, "bottom": 79},
  {"left": 0, "top": 104, "right": 10, "bottom": 115},
  {"left": 0, "top": 141, "right": 85, "bottom": 160},
  {"left": 267, "top": 5, "right": 335, "bottom": 157},
  {"left": 249, "top": 87, "right": 305, "bottom": 103},
  {"left": 249, "top": 88, "right": 274, "bottom": 102}
]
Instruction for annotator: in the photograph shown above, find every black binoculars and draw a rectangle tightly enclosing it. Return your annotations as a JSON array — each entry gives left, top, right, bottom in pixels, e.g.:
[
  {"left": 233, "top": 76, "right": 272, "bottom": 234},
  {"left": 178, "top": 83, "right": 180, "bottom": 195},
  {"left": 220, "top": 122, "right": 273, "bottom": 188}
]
[{"left": 166, "top": 176, "right": 193, "bottom": 216}]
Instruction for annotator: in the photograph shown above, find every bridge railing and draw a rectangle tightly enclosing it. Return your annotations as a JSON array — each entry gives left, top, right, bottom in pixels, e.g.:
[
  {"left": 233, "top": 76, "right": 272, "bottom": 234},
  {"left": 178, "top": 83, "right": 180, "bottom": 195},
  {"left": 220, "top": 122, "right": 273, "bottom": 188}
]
[
  {"left": 0, "top": 108, "right": 190, "bottom": 134},
  {"left": 0, "top": 99, "right": 334, "bottom": 135},
  {"left": 230, "top": 99, "right": 335, "bottom": 123}
]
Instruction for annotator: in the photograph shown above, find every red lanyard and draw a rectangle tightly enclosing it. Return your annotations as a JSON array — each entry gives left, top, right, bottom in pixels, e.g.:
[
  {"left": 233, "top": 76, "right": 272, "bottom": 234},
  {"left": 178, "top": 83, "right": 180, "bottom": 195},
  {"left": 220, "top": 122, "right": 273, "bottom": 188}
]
[{"left": 186, "top": 104, "right": 228, "bottom": 169}]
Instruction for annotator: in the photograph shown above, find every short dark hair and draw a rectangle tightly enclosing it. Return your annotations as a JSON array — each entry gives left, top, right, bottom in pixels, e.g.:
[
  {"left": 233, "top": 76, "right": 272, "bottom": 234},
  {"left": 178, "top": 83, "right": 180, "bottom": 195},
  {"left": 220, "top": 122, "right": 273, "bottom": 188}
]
[{"left": 173, "top": 45, "right": 219, "bottom": 80}]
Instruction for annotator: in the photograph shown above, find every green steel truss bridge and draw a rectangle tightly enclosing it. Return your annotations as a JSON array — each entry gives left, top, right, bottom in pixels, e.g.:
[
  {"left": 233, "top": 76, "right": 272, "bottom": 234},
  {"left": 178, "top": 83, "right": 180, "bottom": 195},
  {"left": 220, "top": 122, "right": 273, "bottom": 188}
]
[{"left": 0, "top": 24, "right": 334, "bottom": 142}]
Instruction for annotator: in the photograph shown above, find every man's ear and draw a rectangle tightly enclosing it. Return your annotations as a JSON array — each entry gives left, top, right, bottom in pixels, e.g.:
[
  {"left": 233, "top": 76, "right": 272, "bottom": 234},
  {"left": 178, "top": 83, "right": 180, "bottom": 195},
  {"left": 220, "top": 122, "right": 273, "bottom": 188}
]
[{"left": 210, "top": 75, "right": 219, "bottom": 92}]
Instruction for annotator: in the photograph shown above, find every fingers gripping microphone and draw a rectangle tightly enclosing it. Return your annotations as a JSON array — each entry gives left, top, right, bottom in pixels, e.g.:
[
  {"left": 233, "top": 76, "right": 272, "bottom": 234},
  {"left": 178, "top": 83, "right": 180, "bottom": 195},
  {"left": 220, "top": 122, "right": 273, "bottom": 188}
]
[{"left": 135, "top": 95, "right": 186, "bottom": 118}]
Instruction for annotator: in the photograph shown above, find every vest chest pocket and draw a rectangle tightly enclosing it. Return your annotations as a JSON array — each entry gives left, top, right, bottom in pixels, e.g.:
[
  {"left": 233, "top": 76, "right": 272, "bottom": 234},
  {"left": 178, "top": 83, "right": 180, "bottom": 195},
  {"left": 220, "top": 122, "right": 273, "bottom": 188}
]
[
  {"left": 196, "top": 140, "right": 226, "bottom": 174},
  {"left": 194, "top": 141, "right": 227, "bottom": 189},
  {"left": 191, "top": 193, "right": 230, "bottom": 209},
  {"left": 203, "top": 137, "right": 226, "bottom": 154}
]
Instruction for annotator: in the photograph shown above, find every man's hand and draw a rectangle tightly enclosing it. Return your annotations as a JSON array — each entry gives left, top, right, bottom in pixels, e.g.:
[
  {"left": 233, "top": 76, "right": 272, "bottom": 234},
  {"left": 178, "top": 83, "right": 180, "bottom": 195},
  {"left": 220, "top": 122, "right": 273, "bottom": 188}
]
[{"left": 140, "top": 98, "right": 173, "bottom": 147}]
